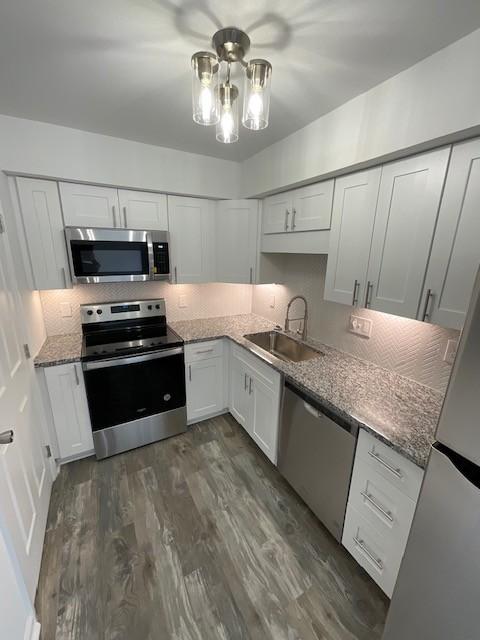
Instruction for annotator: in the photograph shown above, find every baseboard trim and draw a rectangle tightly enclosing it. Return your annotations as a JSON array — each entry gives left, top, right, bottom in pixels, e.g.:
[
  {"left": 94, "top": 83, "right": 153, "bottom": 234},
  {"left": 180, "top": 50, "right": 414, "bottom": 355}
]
[{"left": 187, "top": 408, "right": 229, "bottom": 426}]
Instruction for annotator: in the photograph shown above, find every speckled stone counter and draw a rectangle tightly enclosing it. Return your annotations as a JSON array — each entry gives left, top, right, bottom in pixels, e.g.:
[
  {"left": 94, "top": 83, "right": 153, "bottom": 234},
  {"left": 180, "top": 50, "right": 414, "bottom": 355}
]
[
  {"left": 34, "top": 314, "right": 443, "bottom": 468},
  {"left": 171, "top": 314, "right": 443, "bottom": 469},
  {"left": 34, "top": 333, "right": 82, "bottom": 367}
]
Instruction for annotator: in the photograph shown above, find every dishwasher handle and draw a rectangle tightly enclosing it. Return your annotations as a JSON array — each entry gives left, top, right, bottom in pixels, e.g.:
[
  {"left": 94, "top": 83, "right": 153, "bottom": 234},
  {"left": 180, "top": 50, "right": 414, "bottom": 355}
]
[{"left": 303, "top": 401, "right": 322, "bottom": 419}]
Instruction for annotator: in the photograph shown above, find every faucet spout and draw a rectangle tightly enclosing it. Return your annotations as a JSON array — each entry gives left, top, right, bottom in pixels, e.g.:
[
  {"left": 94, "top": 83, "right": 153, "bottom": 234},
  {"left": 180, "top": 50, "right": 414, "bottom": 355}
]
[{"left": 284, "top": 295, "right": 308, "bottom": 340}]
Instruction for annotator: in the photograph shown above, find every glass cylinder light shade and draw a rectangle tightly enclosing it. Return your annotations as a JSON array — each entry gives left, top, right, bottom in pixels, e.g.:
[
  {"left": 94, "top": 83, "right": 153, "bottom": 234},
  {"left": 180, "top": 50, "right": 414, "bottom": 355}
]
[
  {"left": 191, "top": 52, "right": 219, "bottom": 126},
  {"left": 242, "top": 59, "right": 272, "bottom": 130},
  {"left": 216, "top": 83, "right": 239, "bottom": 144}
]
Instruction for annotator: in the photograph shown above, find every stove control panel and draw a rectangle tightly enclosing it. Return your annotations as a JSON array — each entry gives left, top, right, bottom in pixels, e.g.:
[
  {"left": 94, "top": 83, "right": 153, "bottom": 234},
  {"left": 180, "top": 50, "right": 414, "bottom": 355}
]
[{"left": 81, "top": 299, "right": 166, "bottom": 324}]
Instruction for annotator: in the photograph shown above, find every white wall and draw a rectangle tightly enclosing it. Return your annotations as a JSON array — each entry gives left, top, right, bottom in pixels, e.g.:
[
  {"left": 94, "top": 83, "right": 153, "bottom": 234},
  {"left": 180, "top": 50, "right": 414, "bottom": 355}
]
[
  {"left": 0, "top": 115, "right": 240, "bottom": 200},
  {"left": 242, "top": 28, "right": 480, "bottom": 196}
]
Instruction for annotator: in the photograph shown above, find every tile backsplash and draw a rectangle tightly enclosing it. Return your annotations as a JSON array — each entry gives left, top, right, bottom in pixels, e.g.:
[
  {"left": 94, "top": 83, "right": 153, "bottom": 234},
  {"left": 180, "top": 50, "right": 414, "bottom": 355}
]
[
  {"left": 252, "top": 254, "right": 459, "bottom": 393},
  {"left": 40, "top": 282, "right": 253, "bottom": 335}
]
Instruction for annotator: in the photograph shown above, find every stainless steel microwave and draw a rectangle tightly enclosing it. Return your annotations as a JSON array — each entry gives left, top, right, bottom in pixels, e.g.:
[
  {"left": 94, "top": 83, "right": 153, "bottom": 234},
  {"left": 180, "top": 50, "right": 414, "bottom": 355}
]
[{"left": 65, "top": 227, "right": 170, "bottom": 284}]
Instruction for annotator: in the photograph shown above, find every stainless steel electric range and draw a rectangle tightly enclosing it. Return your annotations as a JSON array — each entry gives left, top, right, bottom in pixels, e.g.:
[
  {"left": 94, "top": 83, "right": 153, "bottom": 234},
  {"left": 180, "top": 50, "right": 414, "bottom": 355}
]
[{"left": 80, "top": 298, "right": 186, "bottom": 459}]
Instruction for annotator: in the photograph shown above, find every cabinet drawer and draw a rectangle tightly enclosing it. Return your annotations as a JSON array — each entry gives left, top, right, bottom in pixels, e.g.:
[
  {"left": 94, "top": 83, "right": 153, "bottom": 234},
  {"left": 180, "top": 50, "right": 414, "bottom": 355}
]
[
  {"left": 185, "top": 340, "right": 224, "bottom": 363},
  {"left": 343, "top": 506, "right": 401, "bottom": 597},
  {"left": 356, "top": 430, "right": 423, "bottom": 501},
  {"left": 348, "top": 457, "right": 417, "bottom": 546}
]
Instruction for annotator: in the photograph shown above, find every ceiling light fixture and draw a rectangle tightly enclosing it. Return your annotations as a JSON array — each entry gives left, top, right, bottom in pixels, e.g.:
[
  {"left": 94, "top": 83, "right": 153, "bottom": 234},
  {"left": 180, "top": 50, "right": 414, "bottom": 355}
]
[{"left": 191, "top": 27, "right": 272, "bottom": 144}]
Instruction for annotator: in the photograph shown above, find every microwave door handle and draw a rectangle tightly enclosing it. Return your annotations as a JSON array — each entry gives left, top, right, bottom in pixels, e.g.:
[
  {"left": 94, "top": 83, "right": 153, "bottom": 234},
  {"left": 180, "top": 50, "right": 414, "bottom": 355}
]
[{"left": 147, "top": 233, "right": 155, "bottom": 279}]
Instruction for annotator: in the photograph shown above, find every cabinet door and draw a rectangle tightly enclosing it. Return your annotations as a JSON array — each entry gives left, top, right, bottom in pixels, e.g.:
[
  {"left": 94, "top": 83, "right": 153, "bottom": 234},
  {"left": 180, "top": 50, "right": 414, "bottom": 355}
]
[
  {"left": 366, "top": 148, "right": 450, "bottom": 318},
  {"left": 229, "top": 352, "right": 251, "bottom": 429},
  {"left": 16, "top": 178, "right": 71, "bottom": 290},
  {"left": 167, "top": 196, "right": 214, "bottom": 283},
  {"left": 421, "top": 139, "right": 480, "bottom": 329},
  {"left": 44, "top": 363, "right": 94, "bottom": 460},
  {"left": 325, "top": 168, "right": 382, "bottom": 305},
  {"left": 263, "top": 192, "right": 292, "bottom": 234},
  {"left": 291, "top": 181, "right": 334, "bottom": 232},
  {"left": 118, "top": 189, "right": 168, "bottom": 230},
  {"left": 59, "top": 182, "right": 119, "bottom": 228},
  {"left": 216, "top": 200, "right": 258, "bottom": 283},
  {"left": 186, "top": 357, "right": 225, "bottom": 422},
  {"left": 249, "top": 372, "right": 280, "bottom": 464}
]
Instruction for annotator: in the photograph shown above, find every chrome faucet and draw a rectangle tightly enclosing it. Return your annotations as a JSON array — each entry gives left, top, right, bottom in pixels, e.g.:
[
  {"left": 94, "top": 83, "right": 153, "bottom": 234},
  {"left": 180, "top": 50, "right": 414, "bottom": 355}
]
[{"left": 284, "top": 295, "right": 308, "bottom": 340}]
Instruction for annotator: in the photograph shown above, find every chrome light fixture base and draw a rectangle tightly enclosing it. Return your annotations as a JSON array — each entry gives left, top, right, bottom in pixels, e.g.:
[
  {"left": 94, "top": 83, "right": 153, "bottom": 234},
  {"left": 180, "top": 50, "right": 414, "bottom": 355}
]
[{"left": 212, "top": 27, "right": 251, "bottom": 63}]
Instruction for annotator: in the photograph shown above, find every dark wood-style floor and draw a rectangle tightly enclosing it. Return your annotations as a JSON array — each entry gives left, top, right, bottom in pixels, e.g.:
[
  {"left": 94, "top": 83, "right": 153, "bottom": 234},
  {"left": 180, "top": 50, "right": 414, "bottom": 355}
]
[{"left": 36, "top": 414, "right": 388, "bottom": 640}]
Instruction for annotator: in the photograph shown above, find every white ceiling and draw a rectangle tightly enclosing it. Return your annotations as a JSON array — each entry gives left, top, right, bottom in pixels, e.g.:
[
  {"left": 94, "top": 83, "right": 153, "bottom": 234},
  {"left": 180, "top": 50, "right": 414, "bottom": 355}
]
[{"left": 1, "top": 1, "right": 480, "bottom": 162}]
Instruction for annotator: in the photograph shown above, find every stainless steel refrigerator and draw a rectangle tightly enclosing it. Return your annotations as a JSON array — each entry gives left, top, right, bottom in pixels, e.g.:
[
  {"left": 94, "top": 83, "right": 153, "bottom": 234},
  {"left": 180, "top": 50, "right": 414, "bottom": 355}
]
[{"left": 382, "top": 268, "right": 480, "bottom": 640}]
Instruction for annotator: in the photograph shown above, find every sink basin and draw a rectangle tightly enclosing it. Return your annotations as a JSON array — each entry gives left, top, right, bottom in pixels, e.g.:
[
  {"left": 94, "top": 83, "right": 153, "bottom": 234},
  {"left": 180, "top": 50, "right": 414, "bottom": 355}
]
[{"left": 244, "top": 331, "right": 323, "bottom": 363}]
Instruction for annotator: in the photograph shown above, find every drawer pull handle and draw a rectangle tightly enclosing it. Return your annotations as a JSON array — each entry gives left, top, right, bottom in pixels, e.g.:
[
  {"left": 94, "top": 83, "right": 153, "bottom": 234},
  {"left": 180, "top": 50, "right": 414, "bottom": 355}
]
[
  {"left": 188, "top": 365, "right": 192, "bottom": 382},
  {"left": 195, "top": 348, "right": 214, "bottom": 354},
  {"left": 353, "top": 536, "right": 383, "bottom": 571},
  {"left": 361, "top": 491, "right": 394, "bottom": 522},
  {"left": 368, "top": 450, "right": 403, "bottom": 479}
]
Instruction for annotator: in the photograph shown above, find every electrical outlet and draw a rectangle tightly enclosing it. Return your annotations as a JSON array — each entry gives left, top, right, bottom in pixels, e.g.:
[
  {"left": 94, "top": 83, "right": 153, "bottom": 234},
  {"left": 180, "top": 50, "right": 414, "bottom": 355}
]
[
  {"left": 443, "top": 339, "right": 458, "bottom": 365},
  {"left": 178, "top": 295, "right": 188, "bottom": 309},
  {"left": 269, "top": 294, "right": 275, "bottom": 309},
  {"left": 60, "top": 302, "right": 72, "bottom": 318},
  {"left": 349, "top": 314, "right": 372, "bottom": 338}
]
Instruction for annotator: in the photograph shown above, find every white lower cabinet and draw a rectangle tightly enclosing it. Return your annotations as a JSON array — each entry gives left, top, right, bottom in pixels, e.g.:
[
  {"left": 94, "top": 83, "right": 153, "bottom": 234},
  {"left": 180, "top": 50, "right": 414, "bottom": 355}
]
[
  {"left": 184, "top": 340, "right": 226, "bottom": 423},
  {"left": 229, "top": 344, "right": 281, "bottom": 464},
  {"left": 43, "top": 363, "right": 94, "bottom": 461},
  {"left": 343, "top": 430, "right": 423, "bottom": 597}
]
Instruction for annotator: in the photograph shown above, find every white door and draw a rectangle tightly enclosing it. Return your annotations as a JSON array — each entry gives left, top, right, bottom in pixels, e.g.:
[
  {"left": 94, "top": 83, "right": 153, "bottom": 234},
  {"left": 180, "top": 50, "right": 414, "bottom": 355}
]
[
  {"left": 216, "top": 199, "right": 258, "bottom": 283},
  {"left": 16, "top": 177, "right": 71, "bottom": 290},
  {"left": 324, "top": 168, "right": 382, "bottom": 306},
  {"left": 249, "top": 372, "right": 279, "bottom": 464},
  {"left": 59, "top": 182, "right": 119, "bottom": 228},
  {"left": 186, "top": 358, "right": 225, "bottom": 422},
  {"left": 44, "top": 363, "right": 94, "bottom": 460},
  {"left": 167, "top": 196, "right": 214, "bottom": 283},
  {"left": 0, "top": 526, "right": 39, "bottom": 640},
  {"left": 0, "top": 202, "right": 52, "bottom": 603},
  {"left": 263, "top": 192, "right": 292, "bottom": 234},
  {"left": 118, "top": 189, "right": 168, "bottom": 230},
  {"left": 291, "top": 181, "right": 334, "bottom": 232},
  {"left": 229, "top": 353, "right": 250, "bottom": 429},
  {"left": 366, "top": 148, "right": 450, "bottom": 318},
  {"left": 421, "top": 139, "right": 480, "bottom": 329}
]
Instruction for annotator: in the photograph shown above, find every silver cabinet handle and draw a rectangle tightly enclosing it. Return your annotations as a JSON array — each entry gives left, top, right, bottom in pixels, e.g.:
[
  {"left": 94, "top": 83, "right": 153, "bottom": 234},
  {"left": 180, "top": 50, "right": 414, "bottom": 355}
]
[
  {"left": 421, "top": 288, "right": 434, "bottom": 322},
  {"left": 368, "top": 449, "right": 403, "bottom": 479},
  {"left": 73, "top": 364, "right": 80, "bottom": 386},
  {"left": 0, "top": 429, "right": 14, "bottom": 445},
  {"left": 284, "top": 209, "right": 290, "bottom": 231},
  {"left": 352, "top": 279, "right": 360, "bottom": 306},
  {"left": 360, "top": 491, "right": 394, "bottom": 522},
  {"left": 244, "top": 373, "right": 248, "bottom": 391},
  {"left": 249, "top": 377, "right": 253, "bottom": 395},
  {"left": 123, "top": 206, "right": 128, "bottom": 228},
  {"left": 364, "top": 281, "right": 373, "bottom": 308},
  {"left": 249, "top": 267, "right": 253, "bottom": 284},
  {"left": 353, "top": 536, "right": 383, "bottom": 570},
  {"left": 61, "top": 267, "right": 68, "bottom": 288},
  {"left": 188, "top": 364, "right": 192, "bottom": 382},
  {"left": 112, "top": 205, "right": 117, "bottom": 228},
  {"left": 195, "top": 348, "right": 214, "bottom": 355},
  {"left": 291, "top": 207, "right": 297, "bottom": 230},
  {"left": 174, "top": 266, "right": 178, "bottom": 284}
]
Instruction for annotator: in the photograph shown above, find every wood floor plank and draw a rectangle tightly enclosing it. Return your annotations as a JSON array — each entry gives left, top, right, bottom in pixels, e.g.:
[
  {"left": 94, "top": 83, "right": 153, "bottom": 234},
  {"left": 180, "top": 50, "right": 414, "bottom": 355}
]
[{"left": 36, "top": 415, "right": 388, "bottom": 640}]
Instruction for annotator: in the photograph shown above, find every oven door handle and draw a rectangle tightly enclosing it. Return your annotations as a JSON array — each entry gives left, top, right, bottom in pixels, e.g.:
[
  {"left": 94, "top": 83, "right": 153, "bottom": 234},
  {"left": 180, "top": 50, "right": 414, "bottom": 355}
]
[{"left": 82, "top": 346, "right": 184, "bottom": 371}]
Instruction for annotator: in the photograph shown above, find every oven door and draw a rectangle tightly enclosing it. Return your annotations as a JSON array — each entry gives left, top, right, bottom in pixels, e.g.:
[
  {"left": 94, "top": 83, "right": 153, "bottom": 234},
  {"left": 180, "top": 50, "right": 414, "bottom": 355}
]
[
  {"left": 65, "top": 227, "right": 153, "bottom": 284},
  {"left": 82, "top": 347, "right": 186, "bottom": 458}
]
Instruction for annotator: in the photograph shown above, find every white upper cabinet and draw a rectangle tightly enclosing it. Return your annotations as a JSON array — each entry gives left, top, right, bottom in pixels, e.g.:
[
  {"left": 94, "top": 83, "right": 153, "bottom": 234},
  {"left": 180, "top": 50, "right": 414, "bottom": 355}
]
[
  {"left": 263, "top": 192, "right": 292, "bottom": 234},
  {"left": 291, "top": 181, "right": 334, "bottom": 232},
  {"left": 118, "top": 189, "right": 168, "bottom": 230},
  {"left": 16, "top": 177, "right": 71, "bottom": 290},
  {"left": 366, "top": 148, "right": 450, "bottom": 317},
  {"left": 325, "top": 168, "right": 382, "bottom": 306},
  {"left": 421, "top": 139, "right": 480, "bottom": 329},
  {"left": 59, "top": 182, "right": 119, "bottom": 228},
  {"left": 216, "top": 199, "right": 258, "bottom": 283},
  {"left": 167, "top": 196, "right": 215, "bottom": 284}
]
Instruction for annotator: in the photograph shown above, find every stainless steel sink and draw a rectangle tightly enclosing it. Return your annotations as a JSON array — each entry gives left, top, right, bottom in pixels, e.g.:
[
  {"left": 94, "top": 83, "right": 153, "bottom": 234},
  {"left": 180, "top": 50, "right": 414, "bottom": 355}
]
[{"left": 244, "top": 331, "right": 323, "bottom": 363}]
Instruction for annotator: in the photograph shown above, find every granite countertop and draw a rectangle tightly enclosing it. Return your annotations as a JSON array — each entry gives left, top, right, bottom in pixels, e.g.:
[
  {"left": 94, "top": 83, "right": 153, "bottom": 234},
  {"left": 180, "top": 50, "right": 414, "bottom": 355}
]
[{"left": 35, "top": 314, "right": 444, "bottom": 468}]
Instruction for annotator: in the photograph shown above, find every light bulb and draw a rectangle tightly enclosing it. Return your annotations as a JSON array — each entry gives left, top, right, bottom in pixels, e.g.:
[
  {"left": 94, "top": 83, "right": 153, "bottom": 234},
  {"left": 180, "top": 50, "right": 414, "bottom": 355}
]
[
  {"left": 221, "top": 109, "right": 234, "bottom": 142},
  {"left": 199, "top": 85, "right": 213, "bottom": 123}
]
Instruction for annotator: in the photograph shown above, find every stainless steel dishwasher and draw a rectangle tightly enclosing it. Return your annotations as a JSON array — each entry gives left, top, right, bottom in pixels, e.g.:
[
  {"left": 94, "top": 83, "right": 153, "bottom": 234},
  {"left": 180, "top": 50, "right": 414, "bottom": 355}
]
[{"left": 279, "top": 382, "right": 358, "bottom": 541}]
